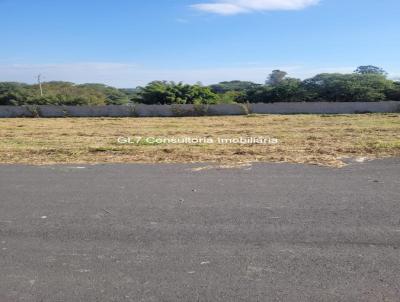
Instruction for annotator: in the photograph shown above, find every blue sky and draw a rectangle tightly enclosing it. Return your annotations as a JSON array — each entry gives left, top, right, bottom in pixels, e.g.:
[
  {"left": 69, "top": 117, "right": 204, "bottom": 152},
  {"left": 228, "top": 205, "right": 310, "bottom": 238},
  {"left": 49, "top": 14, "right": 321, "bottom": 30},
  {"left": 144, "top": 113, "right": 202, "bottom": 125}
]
[{"left": 1, "top": 0, "right": 399, "bottom": 87}]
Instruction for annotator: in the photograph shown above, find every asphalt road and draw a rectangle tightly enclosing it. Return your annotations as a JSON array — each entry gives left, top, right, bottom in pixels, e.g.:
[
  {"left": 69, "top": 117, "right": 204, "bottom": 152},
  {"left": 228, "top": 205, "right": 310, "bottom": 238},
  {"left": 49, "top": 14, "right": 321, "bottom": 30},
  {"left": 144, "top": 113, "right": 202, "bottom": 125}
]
[{"left": 1, "top": 159, "right": 400, "bottom": 302}]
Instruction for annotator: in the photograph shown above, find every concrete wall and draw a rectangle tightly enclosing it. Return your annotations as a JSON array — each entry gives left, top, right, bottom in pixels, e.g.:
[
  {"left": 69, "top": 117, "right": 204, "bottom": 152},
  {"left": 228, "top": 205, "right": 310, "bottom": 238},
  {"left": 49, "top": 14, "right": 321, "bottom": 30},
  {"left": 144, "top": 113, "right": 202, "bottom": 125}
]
[
  {"left": 0, "top": 102, "right": 399, "bottom": 118},
  {"left": 250, "top": 101, "right": 400, "bottom": 114}
]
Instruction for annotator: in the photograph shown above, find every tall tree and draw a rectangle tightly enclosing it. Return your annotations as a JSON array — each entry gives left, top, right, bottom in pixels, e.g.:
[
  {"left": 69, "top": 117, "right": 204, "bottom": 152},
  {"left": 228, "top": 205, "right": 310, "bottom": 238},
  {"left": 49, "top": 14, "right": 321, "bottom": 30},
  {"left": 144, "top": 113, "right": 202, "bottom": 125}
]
[
  {"left": 266, "top": 70, "right": 288, "bottom": 86},
  {"left": 354, "top": 65, "right": 387, "bottom": 76}
]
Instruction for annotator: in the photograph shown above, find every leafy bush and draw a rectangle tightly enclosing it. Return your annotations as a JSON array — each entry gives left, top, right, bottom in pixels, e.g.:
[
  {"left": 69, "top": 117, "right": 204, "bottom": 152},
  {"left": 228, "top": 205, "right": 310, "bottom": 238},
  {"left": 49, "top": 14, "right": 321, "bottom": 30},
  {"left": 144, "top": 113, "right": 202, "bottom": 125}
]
[{"left": 135, "top": 81, "right": 218, "bottom": 105}]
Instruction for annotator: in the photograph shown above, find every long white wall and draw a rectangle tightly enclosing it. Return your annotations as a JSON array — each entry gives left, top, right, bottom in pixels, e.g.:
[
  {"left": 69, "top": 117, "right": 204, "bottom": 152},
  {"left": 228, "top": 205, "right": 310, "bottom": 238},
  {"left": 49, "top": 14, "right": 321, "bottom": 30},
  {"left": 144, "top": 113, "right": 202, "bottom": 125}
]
[{"left": 0, "top": 102, "right": 399, "bottom": 118}]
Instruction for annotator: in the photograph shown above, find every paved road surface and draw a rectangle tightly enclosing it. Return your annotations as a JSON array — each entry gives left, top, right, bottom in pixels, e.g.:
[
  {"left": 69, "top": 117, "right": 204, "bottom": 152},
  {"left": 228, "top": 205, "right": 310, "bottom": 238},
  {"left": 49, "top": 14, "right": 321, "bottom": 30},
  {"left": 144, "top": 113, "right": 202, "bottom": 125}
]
[{"left": 1, "top": 160, "right": 400, "bottom": 302}]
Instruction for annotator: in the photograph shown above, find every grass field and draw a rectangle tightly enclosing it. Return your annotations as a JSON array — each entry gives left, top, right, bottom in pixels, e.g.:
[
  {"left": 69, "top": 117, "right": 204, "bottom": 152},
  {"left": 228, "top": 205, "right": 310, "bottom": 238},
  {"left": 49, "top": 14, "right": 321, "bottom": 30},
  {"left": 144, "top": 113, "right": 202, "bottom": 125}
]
[{"left": 0, "top": 114, "right": 399, "bottom": 167}]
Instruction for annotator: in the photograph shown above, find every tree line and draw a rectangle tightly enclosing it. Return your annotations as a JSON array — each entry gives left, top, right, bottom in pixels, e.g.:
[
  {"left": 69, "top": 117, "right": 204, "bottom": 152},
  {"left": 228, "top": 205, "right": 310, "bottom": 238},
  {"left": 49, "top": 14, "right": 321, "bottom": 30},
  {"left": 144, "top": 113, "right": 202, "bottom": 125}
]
[{"left": 1, "top": 66, "right": 399, "bottom": 106}]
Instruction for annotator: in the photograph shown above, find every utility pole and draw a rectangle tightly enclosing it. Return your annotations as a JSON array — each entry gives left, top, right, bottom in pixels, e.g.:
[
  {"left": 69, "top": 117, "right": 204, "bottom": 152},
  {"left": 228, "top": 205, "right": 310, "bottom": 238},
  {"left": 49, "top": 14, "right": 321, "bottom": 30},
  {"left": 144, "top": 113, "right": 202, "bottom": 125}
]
[{"left": 37, "top": 74, "right": 43, "bottom": 97}]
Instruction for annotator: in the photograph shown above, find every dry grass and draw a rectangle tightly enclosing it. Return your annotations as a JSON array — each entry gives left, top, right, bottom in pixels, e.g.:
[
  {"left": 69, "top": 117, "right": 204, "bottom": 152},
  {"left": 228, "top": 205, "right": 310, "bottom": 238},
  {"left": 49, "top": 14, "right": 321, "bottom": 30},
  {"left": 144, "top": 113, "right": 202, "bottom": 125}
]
[{"left": 0, "top": 114, "right": 399, "bottom": 167}]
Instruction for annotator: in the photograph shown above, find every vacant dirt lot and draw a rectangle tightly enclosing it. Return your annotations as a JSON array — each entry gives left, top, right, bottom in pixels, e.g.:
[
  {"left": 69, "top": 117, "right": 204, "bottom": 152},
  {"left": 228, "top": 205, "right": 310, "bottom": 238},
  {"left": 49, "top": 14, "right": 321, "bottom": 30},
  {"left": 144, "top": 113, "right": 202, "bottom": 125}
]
[{"left": 0, "top": 114, "right": 399, "bottom": 167}]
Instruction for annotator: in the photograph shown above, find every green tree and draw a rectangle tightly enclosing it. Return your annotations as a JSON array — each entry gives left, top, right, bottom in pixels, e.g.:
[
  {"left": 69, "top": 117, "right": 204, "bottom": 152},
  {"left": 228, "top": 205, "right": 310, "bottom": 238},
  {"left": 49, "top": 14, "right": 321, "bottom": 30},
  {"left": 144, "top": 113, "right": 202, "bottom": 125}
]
[
  {"left": 243, "top": 78, "right": 307, "bottom": 103},
  {"left": 78, "top": 83, "right": 129, "bottom": 105},
  {"left": 218, "top": 91, "right": 246, "bottom": 104},
  {"left": 137, "top": 81, "right": 218, "bottom": 105},
  {"left": 209, "top": 81, "right": 260, "bottom": 94},
  {"left": 266, "top": 70, "right": 288, "bottom": 86},
  {"left": 0, "top": 82, "right": 32, "bottom": 105},
  {"left": 386, "top": 81, "right": 400, "bottom": 101},
  {"left": 303, "top": 73, "right": 393, "bottom": 102},
  {"left": 354, "top": 65, "right": 387, "bottom": 76},
  {"left": 242, "top": 86, "right": 272, "bottom": 103}
]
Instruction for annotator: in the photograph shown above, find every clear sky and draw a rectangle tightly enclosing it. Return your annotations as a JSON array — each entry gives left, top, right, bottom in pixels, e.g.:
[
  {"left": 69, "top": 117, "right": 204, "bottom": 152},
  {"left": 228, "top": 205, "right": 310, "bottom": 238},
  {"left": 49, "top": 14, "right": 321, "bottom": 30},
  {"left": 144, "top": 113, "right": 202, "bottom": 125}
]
[{"left": 1, "top": 0, "right": 399, "bottom": 87}]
